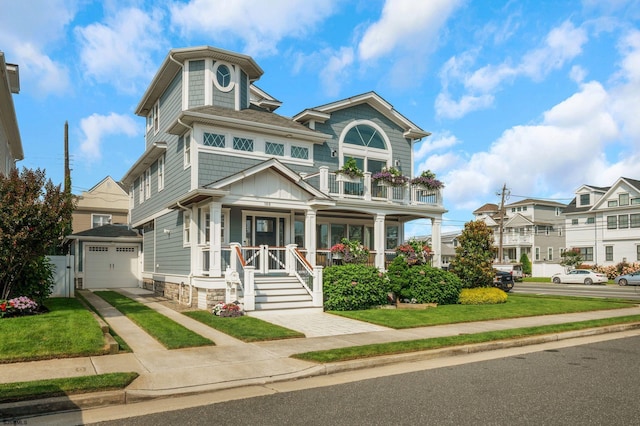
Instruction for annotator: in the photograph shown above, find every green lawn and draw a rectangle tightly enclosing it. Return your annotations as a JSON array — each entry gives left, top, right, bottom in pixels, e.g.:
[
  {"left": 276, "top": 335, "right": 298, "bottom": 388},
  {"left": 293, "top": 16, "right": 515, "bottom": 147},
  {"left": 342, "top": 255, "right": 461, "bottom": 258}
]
[
  {"left": 94, "top": 291, "right": 214, "bottom": 349},
  {"left": 0, "top": 372, "right": 139, "bottom": 403},
  {"left": 0, "top": 298, "right": 106, "bottom": 363},
  {"left": 184, "top": 310, "right": 305, "bottom": 341},
  {"left": 332, "top": 294, "right": 635, "bottom": 329},
  {"left": 293, "top": 315, "right": 640, "bottom": 363}
]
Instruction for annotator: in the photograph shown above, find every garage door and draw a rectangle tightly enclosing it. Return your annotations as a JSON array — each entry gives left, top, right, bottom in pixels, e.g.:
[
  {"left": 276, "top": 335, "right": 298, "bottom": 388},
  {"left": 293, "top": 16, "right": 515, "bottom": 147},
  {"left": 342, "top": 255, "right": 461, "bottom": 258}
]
[{"left": 84, "top": 244, "right": 139, "bottom": 289}]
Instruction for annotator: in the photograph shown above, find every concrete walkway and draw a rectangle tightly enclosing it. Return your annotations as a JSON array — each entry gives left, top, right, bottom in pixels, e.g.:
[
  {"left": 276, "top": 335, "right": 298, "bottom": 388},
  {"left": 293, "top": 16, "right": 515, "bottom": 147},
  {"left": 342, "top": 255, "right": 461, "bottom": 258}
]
[{"left": 1, "top": 288, "right": 640, "bottom": 419}]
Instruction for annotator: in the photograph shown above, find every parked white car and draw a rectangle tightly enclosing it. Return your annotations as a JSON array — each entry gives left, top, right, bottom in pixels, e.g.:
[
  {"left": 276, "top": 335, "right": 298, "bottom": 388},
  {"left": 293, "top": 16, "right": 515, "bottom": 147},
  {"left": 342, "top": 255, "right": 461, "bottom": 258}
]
[{"left": 551, "top": 269, "right": 608, "bottom": 285}]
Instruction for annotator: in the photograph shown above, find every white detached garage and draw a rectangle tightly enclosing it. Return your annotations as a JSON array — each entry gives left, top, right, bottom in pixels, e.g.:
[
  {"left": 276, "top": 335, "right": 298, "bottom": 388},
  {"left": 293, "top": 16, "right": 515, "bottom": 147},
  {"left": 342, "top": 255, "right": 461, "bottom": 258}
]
[{"left": 66, "top": 224, "right": 142, "bottom": 289}]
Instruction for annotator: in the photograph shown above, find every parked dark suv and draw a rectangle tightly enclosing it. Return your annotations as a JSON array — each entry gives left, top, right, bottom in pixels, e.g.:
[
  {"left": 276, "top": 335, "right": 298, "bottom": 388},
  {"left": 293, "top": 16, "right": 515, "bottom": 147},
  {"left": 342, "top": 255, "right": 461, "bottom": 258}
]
[{"left": 493, "top": 270, "right": 515, "bottom": 292}]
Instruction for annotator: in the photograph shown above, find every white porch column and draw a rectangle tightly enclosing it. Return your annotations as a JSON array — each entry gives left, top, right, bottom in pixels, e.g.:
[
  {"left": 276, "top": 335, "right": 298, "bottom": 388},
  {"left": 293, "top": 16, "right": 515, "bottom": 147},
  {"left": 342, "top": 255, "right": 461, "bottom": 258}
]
[
  {"left": 304, "top": 209, "right": 317, "bottom": 266},
  {"left": 319, "top": 166, "right": 329, "bottom": 194},
  {"left": 364, "top": 171, "right": 372, "bottom": 201},
  {"left": 374, "top": 213, "right": 386, "bottom": 270},
  {"left": 431, "top": 217, "right": 442, "bottom": 268},
  {"left": 312, "top": 266, "right": 323, "bottom": 307},
  {"left": 210, "top": 201, "right": 222, "bottom": 277}
]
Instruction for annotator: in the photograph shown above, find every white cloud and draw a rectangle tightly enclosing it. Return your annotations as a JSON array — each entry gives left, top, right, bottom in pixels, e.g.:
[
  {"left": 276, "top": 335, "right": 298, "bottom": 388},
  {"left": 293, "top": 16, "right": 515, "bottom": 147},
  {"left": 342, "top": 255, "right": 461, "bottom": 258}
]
[
  {"left": 436, "top": 21, "right": 589, "bottom": 119},
  {"left": 170, "top": 0, "right": 337, "bottom": 57},
  {"left": 0, "top": 0, "right": 77, "bottom": 96},
  {"left": 75, "top": 7, "right": 166, "bottom": 94},
  {"left": 319, "top": 48, "right": 355, "bottom": 97},
  {"left": 414, "top": 132, "right": 460, "bottom": 161},
  {"left": 78, "top": 113, "right": 139, "bottom": 162},
  {"left": 442, "top": 80, "right": 621, "bottom": 211},
  {"left": 358, "top": 0, "right": 462, "bottom": 61}
]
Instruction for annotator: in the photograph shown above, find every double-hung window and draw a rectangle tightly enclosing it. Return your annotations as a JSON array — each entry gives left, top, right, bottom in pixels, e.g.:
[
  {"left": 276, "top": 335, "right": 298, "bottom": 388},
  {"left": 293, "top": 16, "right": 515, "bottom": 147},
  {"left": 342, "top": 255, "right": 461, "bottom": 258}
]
[{"left": 157, "top": 155, "right": 164, "bottom": 191}]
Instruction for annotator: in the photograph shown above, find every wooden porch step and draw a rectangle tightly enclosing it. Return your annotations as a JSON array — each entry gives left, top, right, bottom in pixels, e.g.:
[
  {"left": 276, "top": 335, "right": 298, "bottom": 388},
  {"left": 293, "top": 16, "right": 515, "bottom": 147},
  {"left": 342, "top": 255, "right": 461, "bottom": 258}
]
[{"left": 252, "top": 273, "right": 314, "bottom": 311}]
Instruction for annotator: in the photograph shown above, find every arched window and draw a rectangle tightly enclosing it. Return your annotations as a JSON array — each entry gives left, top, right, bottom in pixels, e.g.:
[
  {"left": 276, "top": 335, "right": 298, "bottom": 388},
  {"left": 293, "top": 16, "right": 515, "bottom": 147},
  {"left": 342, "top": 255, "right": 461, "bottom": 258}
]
[
  {"left": 340, "top": 122, "right": 391, "bottom": 175},
  {"left": 344, "top": 125, "right": 386, "bottom": 149}
]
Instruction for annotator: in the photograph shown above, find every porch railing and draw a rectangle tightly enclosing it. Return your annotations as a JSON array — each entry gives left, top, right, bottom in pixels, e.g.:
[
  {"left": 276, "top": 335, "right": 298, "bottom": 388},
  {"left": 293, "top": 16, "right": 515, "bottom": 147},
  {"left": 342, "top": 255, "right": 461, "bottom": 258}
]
[
  {"left": 301, "top": 168, "right": 442, "bottom": 206},
  {"left": 226, "top": 244, "right": 322, "bottom": 310}
]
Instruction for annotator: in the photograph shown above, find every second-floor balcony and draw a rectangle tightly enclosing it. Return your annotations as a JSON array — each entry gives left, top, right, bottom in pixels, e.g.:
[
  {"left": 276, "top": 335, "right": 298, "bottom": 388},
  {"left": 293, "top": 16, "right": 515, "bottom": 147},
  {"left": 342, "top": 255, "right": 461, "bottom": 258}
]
[{"left": 301, "top": 167, "right": 443, "bottom": 207}]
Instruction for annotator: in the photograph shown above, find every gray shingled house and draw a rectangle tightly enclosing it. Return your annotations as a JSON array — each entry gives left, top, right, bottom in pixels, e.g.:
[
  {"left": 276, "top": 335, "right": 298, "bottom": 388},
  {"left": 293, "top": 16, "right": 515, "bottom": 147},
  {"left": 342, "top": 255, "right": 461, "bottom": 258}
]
[{"left": 121, "top": 46, "right": 445, "bottom": 311}]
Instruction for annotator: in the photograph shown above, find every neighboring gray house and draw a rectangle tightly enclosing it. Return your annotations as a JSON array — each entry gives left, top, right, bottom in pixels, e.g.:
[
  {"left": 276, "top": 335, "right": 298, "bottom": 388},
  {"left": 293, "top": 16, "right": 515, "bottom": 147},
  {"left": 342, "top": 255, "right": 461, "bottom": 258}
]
[
  {"left": 121, "top": 46, "right": 446, "bottom": 311},
  {"left": 474, "top": 198, "right": 566, "bottom": 264},
  {"left": 0, "top": 51, "right": 23, "bottom": 176},
  {"left": 563, "top": 177, "right": 640, "bottom": 266}
]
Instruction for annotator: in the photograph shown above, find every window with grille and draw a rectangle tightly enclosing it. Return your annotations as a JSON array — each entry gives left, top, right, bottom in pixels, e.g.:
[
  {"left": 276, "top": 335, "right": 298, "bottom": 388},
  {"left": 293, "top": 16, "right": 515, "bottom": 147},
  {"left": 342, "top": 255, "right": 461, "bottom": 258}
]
[
  {"left": 265, "top": 142, "right": 284, "bottom": 156},
  {"left": 631, "top": 214, "right": 640, "bottom": 228},
  {"left": 619, "top": 215, "right": 629, "bottom": 228},
  {"left": 233, "top": 137, "right": 253, "bottom": 152},
  {"left": 607, "top": 216, "right": 617, "bottom": 229},
  {"left": 203, "top": 132, "right": 225, "bottom": 148},
  {"left": 291, "top": 146, "right": 309, "bottom": 159},
  {"left": 580, "top": 194, "right": 590, "bottom": 206}
]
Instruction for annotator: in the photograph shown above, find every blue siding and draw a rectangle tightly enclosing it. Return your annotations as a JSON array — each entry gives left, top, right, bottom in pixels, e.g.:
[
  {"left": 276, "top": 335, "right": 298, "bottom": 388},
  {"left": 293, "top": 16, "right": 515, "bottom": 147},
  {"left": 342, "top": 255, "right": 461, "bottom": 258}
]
[
  {"left": 155, "top": 212, "right": 190, "bottom": 275},
  {"left": 188, "top": 60, "right": 205, "bottom": 108}
]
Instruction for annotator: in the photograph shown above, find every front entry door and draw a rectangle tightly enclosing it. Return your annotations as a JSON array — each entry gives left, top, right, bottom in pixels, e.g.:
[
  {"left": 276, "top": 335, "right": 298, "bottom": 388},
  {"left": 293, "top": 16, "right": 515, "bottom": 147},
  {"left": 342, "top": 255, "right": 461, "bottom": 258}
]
[{"left": 255, "top": 217, "right": 277, "bottom": 246}]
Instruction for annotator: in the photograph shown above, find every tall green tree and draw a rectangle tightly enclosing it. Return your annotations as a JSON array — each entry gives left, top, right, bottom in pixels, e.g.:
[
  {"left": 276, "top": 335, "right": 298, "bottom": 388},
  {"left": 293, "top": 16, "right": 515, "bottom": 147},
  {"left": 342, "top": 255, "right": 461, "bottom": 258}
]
[
  {"left": 519, "top": 252, "right": 532, "bottom": 275},
  {"left": 0, "top": 168, "right": 74, "bottom": 300},
  {"left": 449, "top": 221, "right": 496, "bottom": 288}
]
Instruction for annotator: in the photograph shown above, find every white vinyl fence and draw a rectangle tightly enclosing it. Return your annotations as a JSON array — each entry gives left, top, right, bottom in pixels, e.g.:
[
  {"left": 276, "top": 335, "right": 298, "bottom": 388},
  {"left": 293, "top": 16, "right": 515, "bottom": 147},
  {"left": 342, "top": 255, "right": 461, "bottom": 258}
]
[{"left": 48, "top": 255, "right": 74, "bottom": 298}]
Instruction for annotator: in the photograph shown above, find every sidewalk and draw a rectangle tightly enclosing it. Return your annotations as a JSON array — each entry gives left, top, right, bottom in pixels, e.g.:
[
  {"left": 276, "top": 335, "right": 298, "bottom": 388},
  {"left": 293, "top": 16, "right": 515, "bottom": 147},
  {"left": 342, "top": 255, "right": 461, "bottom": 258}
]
[{"left": 2, "top": 288, "right": 640, "bottom": 419}]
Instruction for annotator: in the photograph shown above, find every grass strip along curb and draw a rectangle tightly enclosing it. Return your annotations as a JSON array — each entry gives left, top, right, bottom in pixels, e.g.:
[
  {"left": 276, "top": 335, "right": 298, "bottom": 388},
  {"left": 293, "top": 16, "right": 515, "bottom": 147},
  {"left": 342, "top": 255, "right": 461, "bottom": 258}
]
[
  {"left": 184, "top": 310, "right": 305, "bottom": 342},
  {"left": 292, "top": 315, "right": 640, "bottom": 363},
  {"left": 0, "top": 372, "right": 139, "bottom": 403},
  {"left": 94, "top": 291, "right": 214, "bottom": 349}
]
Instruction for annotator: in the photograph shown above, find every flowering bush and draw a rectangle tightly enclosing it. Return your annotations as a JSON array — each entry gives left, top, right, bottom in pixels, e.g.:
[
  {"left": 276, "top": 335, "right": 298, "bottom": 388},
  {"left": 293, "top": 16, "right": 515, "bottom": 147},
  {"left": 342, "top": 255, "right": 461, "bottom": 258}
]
[
  {"left": 372, "top": 167, "right": 408, "bottom": 187},
  {"left": 410, "top": 170, "right": 444, "bottom": 190},
  {"left": 330, "top": 238, "right": 370, "bottom": 264},
  {"left": 212, "top": 301, "right": 243, "bottom": 317},
  {"left": 592, "top": 261, "right": 640, "bottom": 280},
  {"left": 395, "top": 239, "right": 432, "bottom": 265},
  {"left": 0, "top": 296, "right": 38, "bottom": 318},
  {"left": 336, "top": 157, "right": 364, "bottom": 178}
]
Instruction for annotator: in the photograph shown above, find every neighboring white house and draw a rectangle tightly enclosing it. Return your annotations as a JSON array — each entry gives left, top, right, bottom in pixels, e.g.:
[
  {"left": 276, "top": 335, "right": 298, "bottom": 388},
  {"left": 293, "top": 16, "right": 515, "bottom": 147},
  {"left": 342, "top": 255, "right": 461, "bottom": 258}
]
[
  {"left": 0, "top": 51, "right": 23, "bottom": 176},
  {"left": 563, "top": 177, "right": 640, "bottom": 266}
]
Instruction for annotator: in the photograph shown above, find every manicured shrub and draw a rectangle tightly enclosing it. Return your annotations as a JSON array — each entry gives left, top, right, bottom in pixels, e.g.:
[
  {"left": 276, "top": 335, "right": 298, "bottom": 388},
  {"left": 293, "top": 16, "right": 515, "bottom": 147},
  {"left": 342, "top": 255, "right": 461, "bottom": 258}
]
[
  {"left": 387, "top": 257, "right": 462, "bottom": 305},
  {"left": 11, "top": 256, "right": 55, "bottom": 306},
  {"left": 323, "top": 264, "right": 389, "bottom": 311},
  {"left": 458, "top": 287, "right": 508, "bottom": 305}
]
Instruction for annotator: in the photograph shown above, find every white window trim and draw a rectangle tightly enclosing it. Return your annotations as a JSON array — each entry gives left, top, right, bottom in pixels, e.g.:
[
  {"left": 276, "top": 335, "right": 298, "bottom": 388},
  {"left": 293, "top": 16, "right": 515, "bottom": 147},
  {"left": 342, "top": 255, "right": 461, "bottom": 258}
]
[
  {"left": 212, "top": 61, "right": 235, "bottom": 93},
  {"left": 91, "top": 213, "right": 112, "bottom": 228},
  {"left": 183, "top": 211, "right": 191, "bottom": 246},
  {"left": 153, "top": 101, "right": 160, "bottom": 135},
  {"left": 157, "top": 155, "right": 165, "bottom": 192},
  {"left": 144, "top": 168, "right": 151, "bottom": 200},
  {"left": 184, "top": 132, "right": 192, "bottom": 169},
  {"left": 339, "top": 120, "right": 392, "bottom": 172},
  {"left": 138, "top": 176, "right": 144, "bottom": 204}
]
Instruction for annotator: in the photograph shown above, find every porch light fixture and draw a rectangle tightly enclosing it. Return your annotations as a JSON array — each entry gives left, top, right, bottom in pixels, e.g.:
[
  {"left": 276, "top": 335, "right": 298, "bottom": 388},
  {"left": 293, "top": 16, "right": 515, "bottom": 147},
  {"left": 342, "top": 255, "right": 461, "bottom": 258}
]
[
  {"left": 331, "top": 149, "right": 337, "bottom": 157},
  {"left": 394, "top": 159, "right": 401, "bottom": 167}
]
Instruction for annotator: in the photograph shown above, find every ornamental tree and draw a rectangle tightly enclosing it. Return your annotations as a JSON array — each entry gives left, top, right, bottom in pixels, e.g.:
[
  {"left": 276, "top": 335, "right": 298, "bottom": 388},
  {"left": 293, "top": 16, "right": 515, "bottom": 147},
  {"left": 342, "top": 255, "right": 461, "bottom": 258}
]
[
  {"left": 0, "top": 168, "right": 74, "bottom": 300},
  {"left": 560, "top": 248, "right": 583, "bottom": 269},
  {"left": 448, "top": 221, "right": 496, "bottom": 288},
  {"left": 519, "top": 252, "right": 532, "bottom": 276}
]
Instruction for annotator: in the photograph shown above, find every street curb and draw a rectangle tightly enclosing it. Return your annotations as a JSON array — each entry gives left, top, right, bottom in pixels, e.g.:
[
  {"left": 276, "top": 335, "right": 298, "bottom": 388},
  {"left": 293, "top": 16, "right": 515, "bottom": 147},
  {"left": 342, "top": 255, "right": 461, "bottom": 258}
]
[{"left": 2, "top": 322, "right": 640, "bottom": 420}]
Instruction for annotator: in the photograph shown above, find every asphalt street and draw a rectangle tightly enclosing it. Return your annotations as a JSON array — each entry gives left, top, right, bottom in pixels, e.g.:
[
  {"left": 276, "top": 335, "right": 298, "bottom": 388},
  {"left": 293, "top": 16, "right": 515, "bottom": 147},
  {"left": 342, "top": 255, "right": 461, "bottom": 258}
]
[
  {"left": 86, "top": 333, "right": 640, "bottom": 426},
  {"left": 512, "top": 281, "right": 640, "bottom": 300}
]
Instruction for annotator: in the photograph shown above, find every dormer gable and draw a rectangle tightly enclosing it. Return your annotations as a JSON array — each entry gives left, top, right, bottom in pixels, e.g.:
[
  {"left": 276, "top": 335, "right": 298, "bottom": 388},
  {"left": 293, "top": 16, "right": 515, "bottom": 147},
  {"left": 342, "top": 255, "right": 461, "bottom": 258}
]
[
  {"left": 135, "top": 46, "right": 264, "bottom": 118},
  {"left": 574, "top": 184, "right": 608, "bottom": 209},
  {"left": 591, "top": 177, "right": 640, "bottom": 210}
]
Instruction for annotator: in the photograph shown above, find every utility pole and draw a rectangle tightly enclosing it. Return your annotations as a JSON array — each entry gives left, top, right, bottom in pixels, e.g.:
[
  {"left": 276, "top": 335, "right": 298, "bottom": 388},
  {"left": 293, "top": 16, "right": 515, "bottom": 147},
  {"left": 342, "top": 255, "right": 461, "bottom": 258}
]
[
  {"left": 64, "top": 121, "right": 70, "bottom": 194},
  {"left": 497, "top": 183, "right": 509, "bottom": 263}
]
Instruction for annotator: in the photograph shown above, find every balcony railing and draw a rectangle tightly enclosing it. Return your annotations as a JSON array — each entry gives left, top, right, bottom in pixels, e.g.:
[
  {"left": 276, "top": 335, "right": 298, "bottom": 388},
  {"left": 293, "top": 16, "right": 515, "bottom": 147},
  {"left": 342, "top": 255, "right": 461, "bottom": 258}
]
[{"left": 301, "top": 167, "right": 442, "bottom": 207}]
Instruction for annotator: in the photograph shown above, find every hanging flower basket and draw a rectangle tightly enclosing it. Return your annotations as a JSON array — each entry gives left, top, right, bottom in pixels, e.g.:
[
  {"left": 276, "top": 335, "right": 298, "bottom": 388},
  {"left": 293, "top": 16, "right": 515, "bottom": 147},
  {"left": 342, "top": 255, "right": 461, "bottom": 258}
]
[
  {"left": 372, "top": 167, "right": 408, "bottom": 187},
  {"left": 410, "top": 170, "right": 444, "bottom": 190},
  {"left": 335, "top": 157, "right": 364, "bottom": 182}
]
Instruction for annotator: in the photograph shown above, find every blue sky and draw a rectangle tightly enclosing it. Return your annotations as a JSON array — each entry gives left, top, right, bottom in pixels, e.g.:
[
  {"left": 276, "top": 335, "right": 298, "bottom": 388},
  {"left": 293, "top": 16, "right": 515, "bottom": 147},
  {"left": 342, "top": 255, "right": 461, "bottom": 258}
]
[{"left": 2, "top": 0, "right": 640, "bottom": 237}]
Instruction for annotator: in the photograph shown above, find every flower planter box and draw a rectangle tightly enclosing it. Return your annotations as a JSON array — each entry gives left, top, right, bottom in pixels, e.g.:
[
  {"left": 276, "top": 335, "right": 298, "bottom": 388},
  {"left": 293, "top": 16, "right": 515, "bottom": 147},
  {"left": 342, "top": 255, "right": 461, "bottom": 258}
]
[
  {"left": 336, "top": 174, "right": 361, "bottom": 184},
  {"left": 396, "top": 301, "right": 437, "bottom": 309}
]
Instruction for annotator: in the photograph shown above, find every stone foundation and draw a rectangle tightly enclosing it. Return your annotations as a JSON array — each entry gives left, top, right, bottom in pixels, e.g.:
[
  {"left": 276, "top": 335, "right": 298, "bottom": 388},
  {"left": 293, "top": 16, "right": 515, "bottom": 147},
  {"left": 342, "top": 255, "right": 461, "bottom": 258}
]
[{"left": 142, "top": 278, "right": 225, "bottom": 310}]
